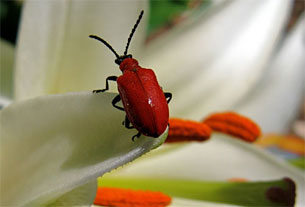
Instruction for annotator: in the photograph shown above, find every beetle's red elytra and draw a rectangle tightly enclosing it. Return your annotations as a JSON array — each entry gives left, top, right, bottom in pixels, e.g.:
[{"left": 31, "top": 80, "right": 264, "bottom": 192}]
[{"left": 89, "top": 10, "right": 172, "bottom": 140}]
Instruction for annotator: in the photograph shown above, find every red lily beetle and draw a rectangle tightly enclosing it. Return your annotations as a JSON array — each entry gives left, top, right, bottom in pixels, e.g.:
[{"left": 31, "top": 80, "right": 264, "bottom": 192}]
[{"left": 89, "top": 10, "right": 172, "bottom": 140}]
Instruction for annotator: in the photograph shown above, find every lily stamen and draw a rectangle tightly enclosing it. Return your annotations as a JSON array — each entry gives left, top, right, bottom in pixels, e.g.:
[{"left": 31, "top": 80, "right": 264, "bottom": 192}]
[
  {"left": 166, "top": 112, "right": 260, "bottom": 143},
  {"left": 203, "top": 112, "right": 261, "bottom": 142},
  {"left": 94, "top": 187, "right": 171, "bottom": 207},
  {"left": 166, "top": 118, "right": 211, "bottom": 143}
]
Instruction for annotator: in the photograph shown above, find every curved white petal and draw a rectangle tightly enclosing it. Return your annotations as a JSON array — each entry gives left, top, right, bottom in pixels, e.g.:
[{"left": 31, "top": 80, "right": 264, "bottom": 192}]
[
  {"left": 48, "top": 180, "right": 97, "bottom": 207},
  {"left": 15, "top": 1, "right": 148, "bottom": 100},
  {"left": 236, "top": 13, "right": 305, "bottom": 133},
  {"left": 171, "top": 197, "right": 238, "bottom": 207},
  {"left": 0, "top": 95, "right": 12, "bottom": 109},
  {"left": 105, "top": 136, "right": 305, "bottom": 205},
  {"left": 141, "top": 0, "right": 292, "bottom": 119},
  {"left": 0, "top": 92, "right": 167, "bottom": 206}
]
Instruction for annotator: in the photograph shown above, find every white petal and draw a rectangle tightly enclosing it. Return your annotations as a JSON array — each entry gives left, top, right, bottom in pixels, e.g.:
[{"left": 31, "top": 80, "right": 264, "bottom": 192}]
[
  {"left": 0, "top": 95, "right": 12, "bottom": 109},
  {"left": 105, "top": 136, "right": 305, "bottom": 205},
  {"left": 141, "top": 0, "right": 292, "bottom": 119},
  {"left": 15, "top": 1, "right": 148, "bottom": 100},
  {"left": 236, "top": 13, "right": 305, "bottom": 133},
  {"left": 0, "top": 92, "right": 167, "bottom": 206},
  {"left": 47, "top": 180, "right": 97, "bottom": 207},
  {"left": 171, "top": 197, "right": 238, "bottom": 207}
]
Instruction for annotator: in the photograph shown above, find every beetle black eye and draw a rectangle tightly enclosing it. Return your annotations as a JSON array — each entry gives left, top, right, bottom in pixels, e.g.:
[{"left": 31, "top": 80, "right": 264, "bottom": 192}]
[
  {"left": 115, "top": 55, "right": 133, "bottom": 65},
  {"left": 115, "top": 58, "right": 122, "bottom": 65}
]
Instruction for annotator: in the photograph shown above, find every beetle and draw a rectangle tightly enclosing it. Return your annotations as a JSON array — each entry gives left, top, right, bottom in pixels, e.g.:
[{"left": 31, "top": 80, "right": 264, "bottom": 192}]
[{"left": 89, "top": 10, "right": 172, "bottom": 140}]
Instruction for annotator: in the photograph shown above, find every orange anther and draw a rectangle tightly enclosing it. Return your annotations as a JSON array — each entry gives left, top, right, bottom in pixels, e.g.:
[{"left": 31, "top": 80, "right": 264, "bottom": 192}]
[
  {"left": 228, "top": 178, "right": 249, "bottom": 182},
  {"left": 94, "top": 187, "right": 171, "bottom": 207},
  {"left": 203, "top": 112, "right": 261, "bottom": 142},
  {"left": 166, "top": 118, "right": 211, "bottom": 143}
]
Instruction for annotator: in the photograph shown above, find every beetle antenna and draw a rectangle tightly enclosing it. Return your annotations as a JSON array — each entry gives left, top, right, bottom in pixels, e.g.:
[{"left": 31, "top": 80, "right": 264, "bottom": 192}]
[
  {"left": 89, "top": 35, "right": 120, "bottom": 59},
  {"left": 124, "top": 10, "right": 144, "bottom": 55}
]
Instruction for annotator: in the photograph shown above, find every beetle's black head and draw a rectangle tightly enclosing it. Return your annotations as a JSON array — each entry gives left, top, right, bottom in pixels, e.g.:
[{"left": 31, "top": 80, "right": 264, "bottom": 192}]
[{"left": 115, "top": 54, "right": 132, "bottom": 65}]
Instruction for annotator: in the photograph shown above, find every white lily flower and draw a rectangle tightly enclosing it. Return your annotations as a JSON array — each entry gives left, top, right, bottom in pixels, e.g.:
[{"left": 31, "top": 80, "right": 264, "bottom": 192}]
[{"left": 1, "top": 0, "right": 304, "bottom": 206}]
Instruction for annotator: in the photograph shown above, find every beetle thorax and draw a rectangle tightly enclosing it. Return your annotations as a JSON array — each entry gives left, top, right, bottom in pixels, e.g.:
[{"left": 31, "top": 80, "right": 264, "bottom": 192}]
[{"left": 119, "top": 58, "right": 139, "bottom": 72}]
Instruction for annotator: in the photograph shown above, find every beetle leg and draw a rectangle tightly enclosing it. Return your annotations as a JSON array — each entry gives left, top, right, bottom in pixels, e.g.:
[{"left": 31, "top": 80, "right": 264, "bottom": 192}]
[
  {"left": 122, "top": 116, "right": 134, "bottom": 129},
  {"left": 112, "top": 95, "right": 124, "bottom": 111},
  {"left": 132, "top": 131, "right": 141, "bottom": 142},
  {"left": 164, "top": 92, "right": 172, "bottom": 104},
  {"left": 93, "top": 76, "right": 117, "bottom": 93}
]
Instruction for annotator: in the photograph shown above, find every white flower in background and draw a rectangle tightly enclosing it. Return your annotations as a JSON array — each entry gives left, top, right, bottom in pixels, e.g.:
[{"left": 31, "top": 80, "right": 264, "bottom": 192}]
[{"left": 1, "top": 0, "right": 304, "bottom": 206}]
